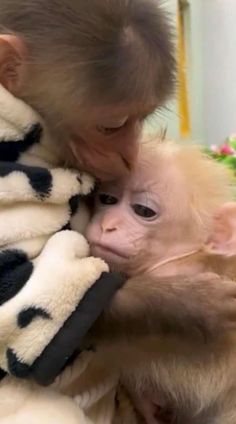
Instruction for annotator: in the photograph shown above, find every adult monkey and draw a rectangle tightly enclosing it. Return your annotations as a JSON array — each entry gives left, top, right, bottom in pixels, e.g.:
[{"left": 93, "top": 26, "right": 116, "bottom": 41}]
[
  {"left": 0, "top": 0, "right": 177, "bottom": 386},
  {"left": 0, "top": 0, "right": 176, "bottom": 180}
]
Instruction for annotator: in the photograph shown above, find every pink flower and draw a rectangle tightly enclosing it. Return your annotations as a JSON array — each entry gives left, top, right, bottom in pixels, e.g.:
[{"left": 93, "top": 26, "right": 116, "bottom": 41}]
[
  {"left": 210, "top": 144, "right": 219, "bottom": 153},
  {"left": 220, "top": 144, "right": 234, "bottom": 155}
]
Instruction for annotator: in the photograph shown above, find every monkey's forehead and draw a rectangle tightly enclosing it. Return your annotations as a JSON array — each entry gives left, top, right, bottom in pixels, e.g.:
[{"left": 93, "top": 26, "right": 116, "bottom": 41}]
[{"left": 99, "top": 161, "right": 183, "bottom": 196}]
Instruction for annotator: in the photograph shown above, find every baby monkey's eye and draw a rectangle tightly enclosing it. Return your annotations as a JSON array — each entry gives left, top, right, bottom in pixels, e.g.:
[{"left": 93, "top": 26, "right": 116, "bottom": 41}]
[
  {"left": 99, "top": 193, "right": 118, "bottom": 205},
  {"left": 132, "top": 204, "right": 157, "bottom": 219}
]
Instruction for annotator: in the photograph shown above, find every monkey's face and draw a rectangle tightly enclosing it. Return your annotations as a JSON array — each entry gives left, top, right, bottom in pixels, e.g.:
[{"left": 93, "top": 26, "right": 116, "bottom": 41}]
[
  {"left": 86, "top": 169, "right": 156, "bottom": 271},
  {"left": 86, "top": 152, "right": 195, "bottom": 274},
  {"left": 67, "top": 105, "right": 147, "bottom": 181}
]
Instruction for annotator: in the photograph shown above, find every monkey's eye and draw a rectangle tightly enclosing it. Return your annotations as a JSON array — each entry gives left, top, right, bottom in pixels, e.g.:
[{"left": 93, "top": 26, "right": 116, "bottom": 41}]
[
  {"left": 97, "top": 126, "right": 125, "bottom": 135},
  {"left": 132, "top": 204, "right": 157, "bottom": 219},
  {"left": 97, "top": 118, "right": 128, "bottom": 135},
  {"left": 99, "top": 193, "right": 118, "bottom": 205}
]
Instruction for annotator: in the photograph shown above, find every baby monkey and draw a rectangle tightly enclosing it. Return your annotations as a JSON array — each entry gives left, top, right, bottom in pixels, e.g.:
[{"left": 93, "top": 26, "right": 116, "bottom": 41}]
[{"left": 86, "top": 140, "right": 236, "bottom": 424}]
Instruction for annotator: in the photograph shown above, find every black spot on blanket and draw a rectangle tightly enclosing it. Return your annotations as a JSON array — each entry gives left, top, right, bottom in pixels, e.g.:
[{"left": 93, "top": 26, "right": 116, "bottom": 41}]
[
  {"left": 18, "top": 307, "right": 51, "bottom": 328},
  {"left": 0, "top": 161, "right": 52, "bottom": 199},
  {"left": 0, "top": 123, "right": 42, "bottom": 162},
  {"left": 0, "top": 368, "right": 6, "bottom": 381},
  {"left": 59, "top": 196, "right": 81, "bottom": 232},
  {"left": 7, "top": 348, "right": 31, "bottom": 378},
  {"left": 60, "top": 223, "right": 71, "bottom": 231},
  {"left": 69, "top": 195, "right": 80, "bottom": 216},
  {"left": 0, "top": 250, "right": 33, "bottom": 306}
]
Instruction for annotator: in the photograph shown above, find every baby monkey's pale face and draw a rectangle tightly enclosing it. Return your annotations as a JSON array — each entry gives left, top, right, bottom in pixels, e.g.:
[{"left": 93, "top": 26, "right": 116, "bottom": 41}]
[
  {"left": 86, "top": 167, "right": 159, "bottom": 272},
  {"left": 86, "top": 156, "right": 191, "bottom": 274}
]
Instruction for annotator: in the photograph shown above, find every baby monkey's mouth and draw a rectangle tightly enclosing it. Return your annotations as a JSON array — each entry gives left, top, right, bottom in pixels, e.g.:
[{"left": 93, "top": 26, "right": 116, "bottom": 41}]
[{"left": 90, "top": 243, "right": 129, "bottom": 261}]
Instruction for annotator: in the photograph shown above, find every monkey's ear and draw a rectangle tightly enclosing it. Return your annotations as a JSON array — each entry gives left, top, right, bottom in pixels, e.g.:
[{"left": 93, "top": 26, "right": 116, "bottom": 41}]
[
  {"left": 204, "top": 202, "right": 236, "bottom": 257},
  {"left": 0, "top": 35, "right": 27, "bottom": 94}
]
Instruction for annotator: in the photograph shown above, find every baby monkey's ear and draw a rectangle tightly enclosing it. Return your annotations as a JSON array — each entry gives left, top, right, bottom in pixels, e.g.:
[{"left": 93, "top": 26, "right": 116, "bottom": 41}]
[
  {"left": 0, "top": 35, "right": 27, "bottom": 94},
  {"left": 204, "top": 202, "right": 236, "bottom": 257}
]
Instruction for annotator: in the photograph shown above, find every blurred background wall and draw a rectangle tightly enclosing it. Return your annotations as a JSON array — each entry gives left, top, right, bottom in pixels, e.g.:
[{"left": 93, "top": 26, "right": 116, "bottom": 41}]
[{"left": 145, "top": 0, "right": 236, "bottom": 146}]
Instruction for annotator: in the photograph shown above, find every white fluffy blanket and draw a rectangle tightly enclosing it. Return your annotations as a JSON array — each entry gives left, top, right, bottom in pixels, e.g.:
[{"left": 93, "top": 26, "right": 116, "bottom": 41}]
[{"left": 0, "top": 84, "right": 126, "bottom": 423}]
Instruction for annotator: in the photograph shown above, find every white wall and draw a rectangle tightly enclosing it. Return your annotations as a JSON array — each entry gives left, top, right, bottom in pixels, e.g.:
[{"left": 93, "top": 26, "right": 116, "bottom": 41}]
[
  {"left": 202, "top": 0, "right": 236, "bottom": 145},
  {"left": 185, "top": 0, "right": 204, "bottom": 142},
  {"left": 146, "top": 0, "right": 236, "bottom": 145},
  {"left": 144, "top": 0, "right": 179, "bottom": 138},
  {"left": 145, "top": 0, "right": 205, "bottom": 142}
]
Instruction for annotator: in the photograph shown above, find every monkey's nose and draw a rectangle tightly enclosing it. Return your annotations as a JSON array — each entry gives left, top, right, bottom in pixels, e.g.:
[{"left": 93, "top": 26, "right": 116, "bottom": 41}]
[
  {"left": 119, "top": 124, "right": 140, "bottom": 171},
  {"left": 102, "top": 224, "right": 117, "bottom": 233},
  {"left": 121, "top": 139, "right": 139, "bottom": 171},
  {"left": 101, "top": 219, "right": 118, "bottom": 233}
]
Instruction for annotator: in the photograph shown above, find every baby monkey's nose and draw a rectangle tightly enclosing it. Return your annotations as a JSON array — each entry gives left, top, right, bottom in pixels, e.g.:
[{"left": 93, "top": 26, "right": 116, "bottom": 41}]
[{"left": 101, "top": 217, "right": 118, "bottom": 233}]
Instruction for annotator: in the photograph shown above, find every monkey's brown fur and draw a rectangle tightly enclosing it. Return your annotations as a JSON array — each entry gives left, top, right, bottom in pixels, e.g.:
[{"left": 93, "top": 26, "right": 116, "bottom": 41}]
[
  {"left": 0, "top": 0, "right": 176, "bottom": 182},
  {"left": 0, "top": 0, "right": 176, "bottom": 141}
]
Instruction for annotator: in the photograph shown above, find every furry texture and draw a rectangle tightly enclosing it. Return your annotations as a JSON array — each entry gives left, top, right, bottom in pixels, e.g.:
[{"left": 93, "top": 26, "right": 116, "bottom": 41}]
[
  {"left": 140, "top": 139, "right": 233, "bottom": 236},
  {"left": 0, "top": 83, "right": 126, "bottom": 423},
  {"left": 0, "top": 0, "right": 176, "bottom": 112}
]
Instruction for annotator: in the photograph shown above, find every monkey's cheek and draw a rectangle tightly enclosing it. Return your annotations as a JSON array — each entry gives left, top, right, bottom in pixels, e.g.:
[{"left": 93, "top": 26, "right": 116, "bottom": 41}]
[{"left": 75, "top": 147, "right": 129, "bottom": 181}]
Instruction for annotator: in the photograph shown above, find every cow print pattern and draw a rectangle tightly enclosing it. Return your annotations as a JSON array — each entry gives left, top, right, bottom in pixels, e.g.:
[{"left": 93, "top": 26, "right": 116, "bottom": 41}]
[
  {"left": 0, "top": 250, "right": 33, "bottom": 306},
  {"left": 0, "top": 84, "right": 124, "bottom": 387},
  {"left": 7, "top": 348, "right": 31, "bottom": 379},
  {"left": 0, "top": 160, "right": 53, "bottom": 199},
  {"left": 0, "top": 123, "right": 42, "bottom": 162},
  {"left": 18, "top": 307, "right": 51, "bottom": 329},
  {"left": 0, "top": 88, "right": 92, "bottom": 379}
]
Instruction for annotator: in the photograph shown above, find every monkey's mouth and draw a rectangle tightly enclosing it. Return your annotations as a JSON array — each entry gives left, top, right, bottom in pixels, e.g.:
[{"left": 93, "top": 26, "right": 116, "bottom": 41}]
[{"left": 90, "top": 243, "right": 129, "bottom": 261}]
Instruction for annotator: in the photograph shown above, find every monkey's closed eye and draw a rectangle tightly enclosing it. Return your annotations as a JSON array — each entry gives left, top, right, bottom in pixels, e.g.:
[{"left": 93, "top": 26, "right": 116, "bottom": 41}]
[
  {"left": 97, "top": 126, "right": 125, "bottom": 135},
  {"left": 97, "top": 119, "right": 128, "bottom": 135},
  {"left": 99, "top": 193, "right": 118, "bottom": 205},
  {"left": 132, "top": 204, "right": 157, "bottom": 219}
]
